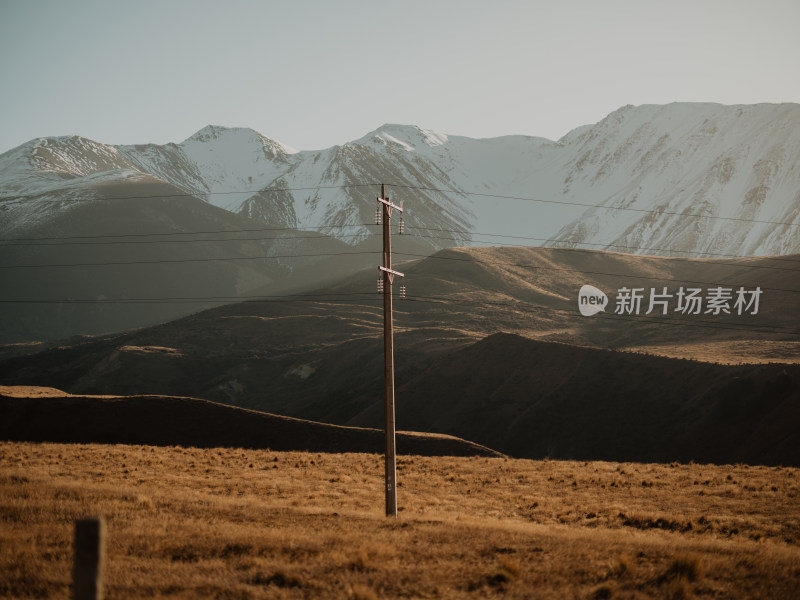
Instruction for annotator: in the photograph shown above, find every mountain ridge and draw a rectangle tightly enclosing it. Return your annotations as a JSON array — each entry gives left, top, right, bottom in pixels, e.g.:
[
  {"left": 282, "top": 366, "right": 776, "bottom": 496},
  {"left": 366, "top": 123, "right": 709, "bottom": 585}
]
[
  {"left": 3, "top": 103, "right": 798, "bottom": 257},
  {"left": 2, "top": 103, "right": 798, "bottom": 342}
]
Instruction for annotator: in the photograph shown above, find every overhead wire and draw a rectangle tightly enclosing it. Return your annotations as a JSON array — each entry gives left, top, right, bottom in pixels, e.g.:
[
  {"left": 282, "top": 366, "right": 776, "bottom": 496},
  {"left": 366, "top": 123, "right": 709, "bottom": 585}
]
[
  {"left": 0, "top": 292, "right": 379, "bottom": 305},
  {"left": 398, "top": 295, "right": 800, "bottom": 335},
  {"left": 0, "top": 250, "right": 377, "bottom": 270},
  {"left": 2, "top": 216, "right": 798, "bottom": 274},
  {"left": 1, "top": 233, "right": 798, "bottom": 294},
  {"left": 2, "top": 182, "right": 798, "bottom": 339},
  {"left": 386, "top": 183, "right": 800, "bottom": 227},
  {"left": 392, "top": 251, "right": 800, "bottom": 295},
  {"left": 404, "top": 232, "right": 800, "bottom": 273},
  {"left": 0, "top": 223, "right": 373, "bottom": 244},
  {"left": 2, "top": 181, "right": 798, "bottom": 268},
  {"left": 3, "top": 222, "right": 800, "bottom": 278},
  {"left": 0, "top": 233, "right": 346, "bottom": 247},
  {"left": 0, "top": 183, "right": 379, "bottom": 204},
  {"left": 404, "top": 226, "right": 800, "bottom": 266},
  {"left": 1, "top": 291, "right": 796, "bottom": 336},
  {"left": 3, "top": 180, "right": 798, "bottom": 227},
  {"left": 2, "top": 243, "right": 798, "bottom": 291}
]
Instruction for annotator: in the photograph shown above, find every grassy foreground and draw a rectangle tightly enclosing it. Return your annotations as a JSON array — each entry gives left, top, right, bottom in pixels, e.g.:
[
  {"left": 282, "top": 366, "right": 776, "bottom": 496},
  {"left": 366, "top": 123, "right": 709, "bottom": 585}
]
[{"left": 1, "top": 442, "right": 798, "bottom": 599}]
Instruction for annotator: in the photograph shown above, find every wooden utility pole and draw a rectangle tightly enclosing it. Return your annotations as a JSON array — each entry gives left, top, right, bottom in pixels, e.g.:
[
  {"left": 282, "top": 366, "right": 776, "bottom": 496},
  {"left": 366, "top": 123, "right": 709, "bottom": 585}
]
[{"left": 377, "top": 183, "right": 403, "bottom": 517}]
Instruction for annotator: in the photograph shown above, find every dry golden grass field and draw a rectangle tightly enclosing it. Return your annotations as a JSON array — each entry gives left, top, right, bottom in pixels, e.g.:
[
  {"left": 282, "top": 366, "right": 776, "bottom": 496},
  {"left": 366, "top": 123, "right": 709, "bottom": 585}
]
[{"left": 1, "top": 441, "right": 799, "bottom": 599}]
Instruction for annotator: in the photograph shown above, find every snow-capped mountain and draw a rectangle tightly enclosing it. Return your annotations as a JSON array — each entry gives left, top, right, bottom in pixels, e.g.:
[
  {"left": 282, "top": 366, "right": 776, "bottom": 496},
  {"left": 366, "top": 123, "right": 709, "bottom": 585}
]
[
  {"left": 118, "top": 125, "right": 297, "bottom": 214},
  {"left": 547, "top": 103, "right": 800, "bottom": 257},
  {"left": 2, "top": 103, "right": 799, "bottom": 344},
  {"left": 2, "top": 102, "right": 799, "bottom": 257},
  {"left": 117, "top": 123, "right": 476, "bottom": 246}
]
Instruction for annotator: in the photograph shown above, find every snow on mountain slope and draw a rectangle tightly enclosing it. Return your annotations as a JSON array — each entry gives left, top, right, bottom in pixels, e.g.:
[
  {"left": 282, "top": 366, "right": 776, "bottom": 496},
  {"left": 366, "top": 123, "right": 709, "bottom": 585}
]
[
  {"left": 0, "top": 166, "right": 159, "bottom": 237},
  {"left": 116, "top": 123, "right": 554, "bottom": 247},
  {"left": 549, "top": 103, "right": 800, "bottom": 256},
  {"left": 2, "top": 103, "right": 799, "bottom": 258},
  {"left": 0, "top": 136, "right": 140, "bottom": 198},
  {"left": 269, "top": 130, "right": 475, "bottom": 245},
  {"left": 118, "top": 125, "right": 297, "bottom": 213},
  {"left": 286, "top": 105, "right": 800, "bottom": 257},
  {"left": 31, "top": 136, "right": 136, "bottom": 177}
]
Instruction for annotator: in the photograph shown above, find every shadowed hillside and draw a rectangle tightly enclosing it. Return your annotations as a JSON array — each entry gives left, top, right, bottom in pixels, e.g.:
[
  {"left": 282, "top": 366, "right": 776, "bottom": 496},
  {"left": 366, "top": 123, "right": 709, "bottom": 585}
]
[
  {"left": 0, "top": 177, "right": 366, "bottom": 344},
  {"left": 352, "top": 333, "right": 800, "bottom": 465},
  {"left": 1, "top": 247, "right": 798, "bottom": 465},
  {"left": 0, "top": 387, "right": 501, "bottom": 457},
  {"left": 0, "top": 178, "right": 432, "bottom": 345}
]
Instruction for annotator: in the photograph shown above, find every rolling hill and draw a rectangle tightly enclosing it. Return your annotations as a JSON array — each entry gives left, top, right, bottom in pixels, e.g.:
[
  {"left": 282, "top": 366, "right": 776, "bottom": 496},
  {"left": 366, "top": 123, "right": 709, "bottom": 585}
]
[
  {"left": 2, "top": 246, "right": 797, "bottom": 465},
  {"left": 0, "top": 386, "right": 500, "bottom": 457}
]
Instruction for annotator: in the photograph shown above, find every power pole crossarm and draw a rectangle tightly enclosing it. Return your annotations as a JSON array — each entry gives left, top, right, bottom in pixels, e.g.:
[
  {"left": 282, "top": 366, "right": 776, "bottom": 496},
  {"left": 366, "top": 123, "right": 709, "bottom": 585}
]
[
  {"left": 379, "top": 266, "right": 405, "bottom": 280},
  {"left": 378, "top": 197, "right": 404, "bottom": 213}
]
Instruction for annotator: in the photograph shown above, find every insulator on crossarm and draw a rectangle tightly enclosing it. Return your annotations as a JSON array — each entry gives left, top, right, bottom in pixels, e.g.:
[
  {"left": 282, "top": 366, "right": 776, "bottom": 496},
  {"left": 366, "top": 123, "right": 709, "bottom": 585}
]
[
  {"left": 399, "top": 217, "right": 404, "bottom": 234},
  {"left": 400, "top": 284, "right": 406, "bottom": 299},
  {"left": 378, "top": 277, "right": 384, "bottom": 293},
  {"left": 376, "top": 206, "right": 382, "bottom": 225}
]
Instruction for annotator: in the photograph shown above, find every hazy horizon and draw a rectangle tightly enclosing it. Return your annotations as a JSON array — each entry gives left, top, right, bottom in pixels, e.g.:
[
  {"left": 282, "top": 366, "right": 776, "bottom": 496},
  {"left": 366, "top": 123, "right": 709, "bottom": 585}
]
[{"left": 1, "top": 0, "right": 799, "bottom": 155}]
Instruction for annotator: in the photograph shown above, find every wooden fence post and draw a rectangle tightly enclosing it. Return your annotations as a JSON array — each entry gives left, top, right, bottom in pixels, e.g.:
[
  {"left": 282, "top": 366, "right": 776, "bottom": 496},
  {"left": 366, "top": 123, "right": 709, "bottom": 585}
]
[{"left": 73, "top": 517, "right": 105, "bottom": 600}]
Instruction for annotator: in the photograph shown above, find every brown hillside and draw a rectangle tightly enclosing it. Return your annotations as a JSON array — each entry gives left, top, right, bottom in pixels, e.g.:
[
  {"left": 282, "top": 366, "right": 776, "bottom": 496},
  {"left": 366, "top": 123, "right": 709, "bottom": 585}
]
[
  {"left": 351, "top": 332, "right": 800, "bottom": 465},
  {"left": 0, "top": 387, "right": 501, "bottom": 457},
  {"left": 1, "top": 247, "right": 797, "bottom": 464}
]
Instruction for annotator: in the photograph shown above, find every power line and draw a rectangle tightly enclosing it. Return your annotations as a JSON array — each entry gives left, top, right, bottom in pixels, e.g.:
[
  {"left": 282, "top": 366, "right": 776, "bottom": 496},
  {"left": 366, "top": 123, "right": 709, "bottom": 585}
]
[
  {"left": 5, "top": 179, "right": 798, "bottom": 228},
  {"left": 1, "top": 242, "right": 797, "bottom": 296},
  {"left": 0, "top": 250, "right": 377, "bottom": 270},
  {"left": 0, "top": 292, "right": 378, "bottom": 304},
  {"left": 4, "top": 223, "right": 799, "bottom": 279},
  {"left": 2, "top": 291, "right": 796, "bottom": 336},
  {"left": 3, "top": 187, "right": 797, "bottom": 269},
  {"left": 0, "top": 183, "right": 380, "bottom": 203},
  {"left": 2, "top": 178, "right": 796, "bottom": 348},
  {"left": 4, "top": 218, "right": 798, "bottom": 278},
  {"left": 403, "top": 294, "right": 800, "bottom": 332},
  {"left": 393, "top": 251, "right": 800, "bottom": 295},
  {"left": 0, "top": 223, "right": 375, "bottom": 243},
  {"left": 3, "top": 229, "right": 798, "bottom": 286},
  {"left": 2, "top": 239, "right": 798, "bottom": 305},
  {"left": 400, "top": 296, "right": 800, "bottom": 336},
  {"left": 388, "top": 184, "right": 800, "bottom": 228},
  {"left": 405, "top": 233, "right": 800, "bottom": 273},
  {"left": 405, "top": 226, "right": 800, "bottom": 265},
  {"left": 0, "top": 233, "right": 347, "bottom": 247}
]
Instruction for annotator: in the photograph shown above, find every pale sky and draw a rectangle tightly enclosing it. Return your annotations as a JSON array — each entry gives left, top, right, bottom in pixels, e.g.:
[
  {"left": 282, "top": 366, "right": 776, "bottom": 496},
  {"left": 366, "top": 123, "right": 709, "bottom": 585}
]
[{"left": 1, "top": 0, "right": 798, "bottom": 154}]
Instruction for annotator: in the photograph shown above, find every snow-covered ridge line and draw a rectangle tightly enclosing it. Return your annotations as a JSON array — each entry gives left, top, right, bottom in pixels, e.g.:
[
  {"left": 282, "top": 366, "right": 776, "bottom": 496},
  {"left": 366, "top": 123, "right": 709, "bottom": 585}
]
[{"left": 1, "top": 103, "right": 799, "bottom": 257}]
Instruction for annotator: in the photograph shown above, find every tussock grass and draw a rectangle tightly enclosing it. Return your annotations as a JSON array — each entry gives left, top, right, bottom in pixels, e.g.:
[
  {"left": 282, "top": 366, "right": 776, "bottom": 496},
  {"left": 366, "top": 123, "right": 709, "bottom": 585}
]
[
  {"left": 1, "top": 442, "right": 799, "bottom": 598},
  {"left": 660, "top": 553, "right": 703, "bottom": 583}
]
